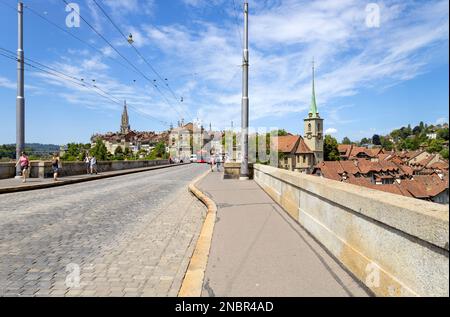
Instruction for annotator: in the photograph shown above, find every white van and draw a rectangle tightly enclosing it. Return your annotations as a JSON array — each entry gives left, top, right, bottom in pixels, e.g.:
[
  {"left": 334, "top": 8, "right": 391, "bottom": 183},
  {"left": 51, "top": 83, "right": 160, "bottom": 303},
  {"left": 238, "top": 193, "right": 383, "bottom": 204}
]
[{"left": 190, "top": 154, "right": 197, "bottom": 162}]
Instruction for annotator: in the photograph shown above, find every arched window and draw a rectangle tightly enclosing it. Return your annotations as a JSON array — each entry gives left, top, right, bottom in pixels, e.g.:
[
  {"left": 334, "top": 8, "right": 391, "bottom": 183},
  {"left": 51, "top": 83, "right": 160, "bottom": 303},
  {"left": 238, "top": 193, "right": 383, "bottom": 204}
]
[{"left": 308, "top": 123, "right": 311, "bottom": 131}]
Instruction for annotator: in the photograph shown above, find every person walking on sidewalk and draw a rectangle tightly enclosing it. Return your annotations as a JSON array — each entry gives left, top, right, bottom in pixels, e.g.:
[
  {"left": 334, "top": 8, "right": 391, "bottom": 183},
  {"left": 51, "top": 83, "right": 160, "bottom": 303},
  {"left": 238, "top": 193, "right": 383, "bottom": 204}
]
[
  {"left": 15, "top": 151, "right": 30, "bottom": 183},
  {"left": 215, "top": 153, "right": 222, "bottom": 172},
  {"left": 210, "top": 153, "right": 215, "bottom": 172},
  {"left": 90, "top": 155, "right": 98, "bottom": 175},
  {"left": 51, "top": 153, "right": 61, "bottom": 181},
  {"left": 84, "top": 152, "right": 91, "bottom": 174}
]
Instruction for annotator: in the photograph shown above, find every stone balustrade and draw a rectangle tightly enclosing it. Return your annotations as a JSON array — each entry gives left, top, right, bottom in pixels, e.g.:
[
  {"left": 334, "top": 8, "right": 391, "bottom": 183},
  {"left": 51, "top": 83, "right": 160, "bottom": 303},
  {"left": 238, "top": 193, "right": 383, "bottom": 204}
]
[
  {"left": 253, "top": 163, "right": 449, "bottom": 297},
  {"left": 0, "top": 160, "right": 170, "bottom": 179}
]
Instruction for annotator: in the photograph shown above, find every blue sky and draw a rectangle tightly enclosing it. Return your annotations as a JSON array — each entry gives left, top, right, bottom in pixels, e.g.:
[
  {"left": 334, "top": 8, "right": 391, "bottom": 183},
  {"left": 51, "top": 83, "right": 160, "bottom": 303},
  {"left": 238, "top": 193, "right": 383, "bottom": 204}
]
[{"left": 0, "top": 0, "right": 448, "bottom": 145}]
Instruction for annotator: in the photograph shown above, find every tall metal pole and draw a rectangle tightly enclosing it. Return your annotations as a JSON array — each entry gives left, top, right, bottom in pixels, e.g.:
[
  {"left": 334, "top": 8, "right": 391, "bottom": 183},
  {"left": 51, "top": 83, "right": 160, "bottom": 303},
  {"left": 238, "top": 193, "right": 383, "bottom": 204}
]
[
  {"left": 240, "top": 1, "right": 249, "bottom": 180},
  {"left": 16, "top": 1, "right": 25, "bottom": 177}
]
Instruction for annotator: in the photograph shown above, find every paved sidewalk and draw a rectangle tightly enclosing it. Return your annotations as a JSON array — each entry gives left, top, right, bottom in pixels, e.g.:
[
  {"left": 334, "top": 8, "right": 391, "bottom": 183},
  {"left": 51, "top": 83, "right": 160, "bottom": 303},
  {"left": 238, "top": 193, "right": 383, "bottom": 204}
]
[
  {"left": 197, "top": 171, "right": 372, "bottom": 297},
  {"left": 0, "top": 163, "right": 186, "bottom": 194}
]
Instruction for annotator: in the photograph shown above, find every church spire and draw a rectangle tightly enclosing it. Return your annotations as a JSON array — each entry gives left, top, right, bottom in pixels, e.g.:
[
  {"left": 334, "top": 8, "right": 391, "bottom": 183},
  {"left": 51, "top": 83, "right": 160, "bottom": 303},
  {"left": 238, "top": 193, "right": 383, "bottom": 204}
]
[
  {"left": 121, "top": 100, "right": 130, "bottom": 134},
  {"left": 309, "top": 59, "right": 319, "bottom": 118}
]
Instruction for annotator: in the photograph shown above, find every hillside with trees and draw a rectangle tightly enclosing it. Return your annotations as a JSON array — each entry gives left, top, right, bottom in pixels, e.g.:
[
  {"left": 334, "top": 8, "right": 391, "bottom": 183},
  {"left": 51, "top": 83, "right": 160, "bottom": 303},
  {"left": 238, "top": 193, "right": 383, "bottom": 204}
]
[{"left": 339, "top": 121, "right": 449, "bottom": 159}]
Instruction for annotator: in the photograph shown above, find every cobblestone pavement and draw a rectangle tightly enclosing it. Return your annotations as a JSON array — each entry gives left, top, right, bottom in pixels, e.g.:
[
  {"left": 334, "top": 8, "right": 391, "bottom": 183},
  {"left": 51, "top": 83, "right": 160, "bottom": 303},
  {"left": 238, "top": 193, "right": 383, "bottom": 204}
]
[{"left": 0, "top": 164, "right": 208, "bottom": 297}]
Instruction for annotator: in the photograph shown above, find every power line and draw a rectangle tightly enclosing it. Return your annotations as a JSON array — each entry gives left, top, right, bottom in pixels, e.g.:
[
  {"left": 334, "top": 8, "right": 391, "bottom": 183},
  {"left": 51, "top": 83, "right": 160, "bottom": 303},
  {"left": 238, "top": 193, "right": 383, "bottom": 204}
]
[
  {"left": 91, "top": 0, "right": 185, "bottom": 107},
  {"left": 232, "top": 0, "right": 243, "bottom": 50},
  {"left": 0, "top": 49, "right": 169, "bottom": 127},
  {"left": 59, "top": 0, "right": 184, "bottom": 121},
  {"left": 0, "top": 0, "right": 16, "bottom": 12},
  {"left": 23, "top": 3, "right": 133, "bottom": 74}
]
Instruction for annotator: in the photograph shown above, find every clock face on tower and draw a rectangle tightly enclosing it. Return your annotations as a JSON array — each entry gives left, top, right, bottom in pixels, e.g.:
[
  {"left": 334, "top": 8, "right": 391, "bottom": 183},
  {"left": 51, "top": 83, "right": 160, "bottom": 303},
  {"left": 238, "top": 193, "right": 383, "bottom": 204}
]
[{"left": 307, "top": 134, "right": 312, "bottom": 140}]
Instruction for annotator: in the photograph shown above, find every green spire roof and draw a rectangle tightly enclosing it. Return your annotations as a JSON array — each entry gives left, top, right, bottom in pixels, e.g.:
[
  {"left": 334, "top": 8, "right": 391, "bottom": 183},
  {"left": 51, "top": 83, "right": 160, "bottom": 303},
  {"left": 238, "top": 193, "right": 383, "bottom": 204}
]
[{"left": 309, "top": 61, "right": 319, "bottom": 118}]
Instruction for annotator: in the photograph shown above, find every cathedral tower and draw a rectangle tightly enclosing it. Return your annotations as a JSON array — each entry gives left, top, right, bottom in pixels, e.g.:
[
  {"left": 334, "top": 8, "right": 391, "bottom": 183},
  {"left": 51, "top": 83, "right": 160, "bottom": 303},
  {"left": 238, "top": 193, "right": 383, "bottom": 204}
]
[
  {"left": 303, "top": 61, "right": 324, "bottom": 164},
  {"left": 120, "top": 100, "right": 130, "bottom": 134}
]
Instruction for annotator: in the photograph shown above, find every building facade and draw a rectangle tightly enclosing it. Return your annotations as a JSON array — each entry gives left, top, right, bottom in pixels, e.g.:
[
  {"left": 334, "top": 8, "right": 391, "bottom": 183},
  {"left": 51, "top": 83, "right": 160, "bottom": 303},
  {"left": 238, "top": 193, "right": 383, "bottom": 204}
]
[{"left": 276, "top": 63, "right": 324, "bottom": 173}]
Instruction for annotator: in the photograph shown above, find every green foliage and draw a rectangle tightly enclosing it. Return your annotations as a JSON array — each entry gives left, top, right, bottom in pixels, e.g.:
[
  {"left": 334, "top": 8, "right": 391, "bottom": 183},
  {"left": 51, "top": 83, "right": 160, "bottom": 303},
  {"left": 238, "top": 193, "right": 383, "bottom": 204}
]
[
  {"left": 324, "top": 135, "right": 340, "bottom": 161},
  {"left": 63, "top": 143, "right": 90, "bottom": 161},
  {"left": 360, "top": 137, "right": 371, "bottom": 146},
  {"left": 90, "top": 139, "right": 108, "bottom": 161},
  {"left": 145, "top": 141, "right": 167, "bottom": 160},
  {"left": 0, "top": 144, "right": 15, "bottom": 160},
  {"left": 380, "top": 136, "right": 394, "bottom": 151},
  {"left": 372, "top": 134, "right": 381, "bottom": 145},
  {"left": 440, "top": 148, "right": 449, "bottom": 160},
  {"left": 427, "top": 139, "right": 444, "bottom": 154},
  {"left": 341, "top": 137, "right": 352, "bottom": 145},
  {"left": 437, "top": 128, "right": 449, "bottom": 141}
]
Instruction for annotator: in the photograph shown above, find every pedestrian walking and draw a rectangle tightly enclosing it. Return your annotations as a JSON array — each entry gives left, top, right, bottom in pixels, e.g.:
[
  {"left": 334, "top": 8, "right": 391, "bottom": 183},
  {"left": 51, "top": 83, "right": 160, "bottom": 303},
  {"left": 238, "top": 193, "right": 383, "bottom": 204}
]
[
  {"left": 90, "top": 155, "right": 98, "bottom": 175},
  {"left": 210, "top": 154, "right": 215, "bottom": 172},
  {"left": 51, "top": 153, "right": 61, "bottom": 181},
  {"left": 15, "top": 151, "right": 30, "bottom": 183},
  {"left": 84, "top": 153, "right": 90, "bottom": 174},
  {"left": 215, "top": 153, "right": 221, "bottom": 172}
]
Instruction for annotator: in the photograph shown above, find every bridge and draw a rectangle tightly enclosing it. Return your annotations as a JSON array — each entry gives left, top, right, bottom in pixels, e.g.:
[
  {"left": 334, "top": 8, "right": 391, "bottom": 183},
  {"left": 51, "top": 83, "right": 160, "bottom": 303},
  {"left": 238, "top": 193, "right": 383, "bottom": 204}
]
[{"left": 0, "top": 162, "right": 448, "bottom": 297}]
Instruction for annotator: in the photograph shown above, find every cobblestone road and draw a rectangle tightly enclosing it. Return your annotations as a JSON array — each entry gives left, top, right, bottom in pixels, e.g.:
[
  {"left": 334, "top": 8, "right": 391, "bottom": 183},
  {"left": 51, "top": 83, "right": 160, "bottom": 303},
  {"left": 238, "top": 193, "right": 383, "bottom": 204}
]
[{"left": 0, "top": 164, "right": 208, "bottom": 297}]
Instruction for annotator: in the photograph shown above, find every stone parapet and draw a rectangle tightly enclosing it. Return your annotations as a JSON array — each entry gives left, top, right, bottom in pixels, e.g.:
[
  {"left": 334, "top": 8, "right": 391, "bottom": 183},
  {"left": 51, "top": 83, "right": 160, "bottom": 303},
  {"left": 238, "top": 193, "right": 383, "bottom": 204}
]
[
  {"left": 0, "top": 160, "right": 170, "bottom": 179},
  {"left": 254, "top": 163, "right": 449, "bottom": 297}
]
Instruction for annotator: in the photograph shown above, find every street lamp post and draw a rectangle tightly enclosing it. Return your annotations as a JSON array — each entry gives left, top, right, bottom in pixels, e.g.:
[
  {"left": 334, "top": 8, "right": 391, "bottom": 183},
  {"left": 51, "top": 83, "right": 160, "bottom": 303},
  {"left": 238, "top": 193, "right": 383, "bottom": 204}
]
[
  {"left": 240, "top": 1, "right": 249, "bottom": 180},
  {"left": 16, "top": 1, "right": 25, "bottom": 177}
]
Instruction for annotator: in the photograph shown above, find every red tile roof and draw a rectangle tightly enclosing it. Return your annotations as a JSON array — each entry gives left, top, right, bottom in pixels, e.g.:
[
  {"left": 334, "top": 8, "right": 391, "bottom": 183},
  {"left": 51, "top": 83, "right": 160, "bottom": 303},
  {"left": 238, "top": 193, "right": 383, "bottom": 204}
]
[
  {"left": 295, "top": 137, "right": 313, "bottom": 154},
  {"left": 273, "top": 135, "right": 300, "bottom": 153}
]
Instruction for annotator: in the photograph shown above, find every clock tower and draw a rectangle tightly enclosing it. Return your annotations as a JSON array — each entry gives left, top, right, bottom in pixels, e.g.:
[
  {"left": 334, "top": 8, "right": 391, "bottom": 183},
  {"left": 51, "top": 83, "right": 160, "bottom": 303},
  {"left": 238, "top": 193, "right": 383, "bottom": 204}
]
[{"left": 304, "top": 61, "right": 324, "bottom": 164}]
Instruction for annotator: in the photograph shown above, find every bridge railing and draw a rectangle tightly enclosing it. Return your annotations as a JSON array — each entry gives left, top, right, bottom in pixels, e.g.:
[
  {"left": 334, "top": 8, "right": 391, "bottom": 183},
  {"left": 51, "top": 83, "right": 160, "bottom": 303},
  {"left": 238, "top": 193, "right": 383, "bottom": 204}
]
[
  {"left": 0, "top": 160, "right": 170, "bottom": 179},
  {"left": 254, "top": 163, "right": 449, "bottom": 297}
]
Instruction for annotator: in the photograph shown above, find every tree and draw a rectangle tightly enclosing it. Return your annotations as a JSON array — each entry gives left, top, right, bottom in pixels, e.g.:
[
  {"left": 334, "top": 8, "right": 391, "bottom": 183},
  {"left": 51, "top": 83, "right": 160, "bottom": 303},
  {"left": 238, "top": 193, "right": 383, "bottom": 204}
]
[
  {"left": 380, "top": 136, "right": 394, "bottom": 151},
  {"left": 342, "top": 137, "right": 352, "bottom": 145},
  {"left": 114, "top": 146, "right": 124, "bottom": 160},
  {"left": 372, "top": 134, "right": 381, "bottom": 146},
  {"left": 437, "top": 128, "right": 449, "bottom": 141},
  {"left": 360, "top": 137, "right": 370, "bottom": 146},
  {"left": 427, "top": 139, "right": 443, "bottom": 154},
  {"left": 412, "top": 126, "right": 421, "bottom": 135},
  {"left": 90, "top": 139, "right": 108, "bottom": 161},
  {"left": 324, "top": 135, "right": 340, "bottom": 161},
  {"left": 440, "top": 148, "right": 449, "bottom": 160}
]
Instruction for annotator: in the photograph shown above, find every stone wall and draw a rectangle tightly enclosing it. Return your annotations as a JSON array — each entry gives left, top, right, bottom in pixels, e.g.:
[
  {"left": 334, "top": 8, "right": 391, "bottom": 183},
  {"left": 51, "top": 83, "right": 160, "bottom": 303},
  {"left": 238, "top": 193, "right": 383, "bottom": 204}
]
[
  {"left": 0, "top": 160, "right": 170, "bottom": 179},
  {"left": 253, "top": 163, "right": 449, "bottom": 297},
  {"left": 223, "top": 162, "right": 253, "bottom": 179}
]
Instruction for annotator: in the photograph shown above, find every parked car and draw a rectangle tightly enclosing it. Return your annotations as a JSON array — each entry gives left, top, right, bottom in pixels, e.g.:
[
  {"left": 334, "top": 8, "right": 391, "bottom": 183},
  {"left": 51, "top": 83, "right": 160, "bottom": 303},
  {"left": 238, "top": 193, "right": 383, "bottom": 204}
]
[{"left": 190, "top": 154, "right": 197, "bottom": 162}]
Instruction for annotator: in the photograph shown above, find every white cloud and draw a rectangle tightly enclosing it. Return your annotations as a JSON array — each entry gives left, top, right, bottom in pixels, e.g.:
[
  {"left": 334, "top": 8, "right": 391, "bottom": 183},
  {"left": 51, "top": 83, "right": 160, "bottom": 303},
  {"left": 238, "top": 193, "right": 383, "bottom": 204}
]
[
  {"left": 17, "top": 0, "right": 449, "bottom": 134},
  {"left": 325, "top": 128, "right": 338, "bottom": 135},
  {"left": 0, "top": 76, "right": 15, "bottom": 89}
]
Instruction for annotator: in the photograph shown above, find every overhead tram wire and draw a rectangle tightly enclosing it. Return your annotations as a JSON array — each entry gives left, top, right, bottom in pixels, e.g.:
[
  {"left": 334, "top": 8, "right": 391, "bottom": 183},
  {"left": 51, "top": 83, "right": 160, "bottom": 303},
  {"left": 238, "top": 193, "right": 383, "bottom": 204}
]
[
  {"left": 232, "top": 0, "right": 243, "bottom": 50},
  {"left": 91, "top": 0, "right": 180, "bottom": 102},
  {"left": 90, "top": 0, "right": 192, "bottom": 122},
  {"left": 59, "top": 0, "right": 186, "bottom": 121},
  {"left": 0, "top": 0, "right": 16, "bottom": 12},
  {"left": 0, "top": 49, "right": 169, "bottom": 128},
  {"left": 22, "top": 4, "right": 134, "bottom": 74},
  {"left": 12, "top": 1, "right": 171, "bottom": 124}
]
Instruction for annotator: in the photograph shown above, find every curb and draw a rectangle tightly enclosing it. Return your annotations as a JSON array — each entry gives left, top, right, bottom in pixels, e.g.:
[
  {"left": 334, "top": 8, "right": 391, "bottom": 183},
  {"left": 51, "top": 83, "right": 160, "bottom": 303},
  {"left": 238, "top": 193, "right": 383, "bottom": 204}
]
[
  {"left": 178, "top": 170, "right": 217, "bottom": 297},
  {"left": 0, "top": 163, "right": 190, "bottom": 195}
]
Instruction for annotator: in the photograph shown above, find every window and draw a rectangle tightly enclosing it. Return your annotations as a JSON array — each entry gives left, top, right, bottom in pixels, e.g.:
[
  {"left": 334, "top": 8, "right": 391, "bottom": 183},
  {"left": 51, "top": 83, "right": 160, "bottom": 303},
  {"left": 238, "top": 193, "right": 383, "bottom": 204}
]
[
  {"left": 308, "top": 123, "right": 311, "bottom": 131},
  {"left": 318, "top": 123, "right": 321, "bottom": 130},
  {"left": 303, "top": 155, "right": 305, "bottom": 163}
]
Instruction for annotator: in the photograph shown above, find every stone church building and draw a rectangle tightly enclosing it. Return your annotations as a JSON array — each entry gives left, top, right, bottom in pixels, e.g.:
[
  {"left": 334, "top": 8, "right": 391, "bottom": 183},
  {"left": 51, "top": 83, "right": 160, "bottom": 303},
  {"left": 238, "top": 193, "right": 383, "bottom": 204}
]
[{"left": 276, "top": 64, "right": 324, "bottom": 173}]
